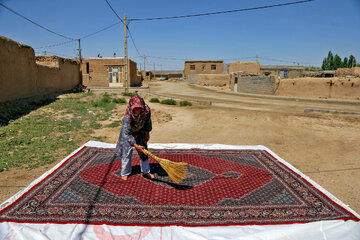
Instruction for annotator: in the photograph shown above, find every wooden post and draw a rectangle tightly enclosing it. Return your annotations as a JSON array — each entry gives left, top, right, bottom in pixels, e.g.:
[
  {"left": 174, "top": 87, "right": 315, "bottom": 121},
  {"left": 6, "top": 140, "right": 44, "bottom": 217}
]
[{"left": 124, "top": 14, "right": 129, "bottom": 93}]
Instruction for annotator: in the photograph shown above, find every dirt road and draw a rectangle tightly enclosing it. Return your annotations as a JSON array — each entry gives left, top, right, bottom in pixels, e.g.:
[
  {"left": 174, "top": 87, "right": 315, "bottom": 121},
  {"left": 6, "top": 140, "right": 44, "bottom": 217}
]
[{"left": 1, "top": 80, "right": 359, "bottom": 215}]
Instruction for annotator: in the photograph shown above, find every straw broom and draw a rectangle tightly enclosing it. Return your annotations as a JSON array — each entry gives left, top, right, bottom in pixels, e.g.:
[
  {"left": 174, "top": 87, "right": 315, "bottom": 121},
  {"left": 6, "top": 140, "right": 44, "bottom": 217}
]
[{"left": 143, "top": 149, "right": 188, "bottom": 183}]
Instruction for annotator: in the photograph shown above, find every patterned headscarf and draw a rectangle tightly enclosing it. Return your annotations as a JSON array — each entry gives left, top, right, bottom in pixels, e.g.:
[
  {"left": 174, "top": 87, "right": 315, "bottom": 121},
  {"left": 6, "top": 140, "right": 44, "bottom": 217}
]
[{"left": 125, "top": 95, "right": 150, "bottom": 121}]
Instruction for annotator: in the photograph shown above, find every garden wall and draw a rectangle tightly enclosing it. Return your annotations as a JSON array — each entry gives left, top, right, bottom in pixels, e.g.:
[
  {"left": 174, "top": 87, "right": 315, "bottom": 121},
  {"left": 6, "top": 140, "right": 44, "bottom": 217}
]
[
  {"left": 0, "top": 35, "right": 81, "bottom": 102},
  {"left": 275, "top": 77, "right": 360, "bottom": 100}
]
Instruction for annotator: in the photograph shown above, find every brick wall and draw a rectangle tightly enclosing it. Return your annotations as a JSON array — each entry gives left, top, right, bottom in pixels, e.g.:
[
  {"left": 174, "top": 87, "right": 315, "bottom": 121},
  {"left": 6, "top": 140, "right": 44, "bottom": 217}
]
[{"left": 230, "top": 74, "right": 275, "bottom": 94}]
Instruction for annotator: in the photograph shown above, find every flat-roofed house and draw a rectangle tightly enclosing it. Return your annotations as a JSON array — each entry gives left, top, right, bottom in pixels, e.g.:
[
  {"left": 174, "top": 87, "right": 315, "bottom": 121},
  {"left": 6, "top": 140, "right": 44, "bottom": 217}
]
[
  {"left": 184, "top": 60, "right": 223, "bottom": 77},
  {"left": 81, "top": 58, "right": 140, "bottom": 87},
  {"left": 260, "top": 65, "right": 305, "bottom": 79}
]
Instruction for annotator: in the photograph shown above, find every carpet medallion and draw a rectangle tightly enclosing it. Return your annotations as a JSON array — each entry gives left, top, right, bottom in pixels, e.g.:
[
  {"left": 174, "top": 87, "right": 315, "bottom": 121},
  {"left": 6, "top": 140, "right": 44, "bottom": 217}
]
[{"left": 0, "top": 146, "right": 358, "bottom": 226}]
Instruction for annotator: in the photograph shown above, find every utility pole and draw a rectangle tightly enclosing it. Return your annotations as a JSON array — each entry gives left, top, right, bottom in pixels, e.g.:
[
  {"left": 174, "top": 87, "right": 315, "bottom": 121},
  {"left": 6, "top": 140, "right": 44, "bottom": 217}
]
[
  {"left": 153, "top": 63, "right": 156, "bottom": 79},
  {"left": 78, "top": 39, "right": 82, "bottom": 63},
  {"left": 144, "top": 55, "right": 146, "bottom": 72},
  {"left": 124, "top": 14, "right": 129, "bottom": 93},
  {"left": 78, "top": 39, "right": 83, "bottom": 85},
  {"left": 256, "top": 54, "right": 258, "bottom": 62}
]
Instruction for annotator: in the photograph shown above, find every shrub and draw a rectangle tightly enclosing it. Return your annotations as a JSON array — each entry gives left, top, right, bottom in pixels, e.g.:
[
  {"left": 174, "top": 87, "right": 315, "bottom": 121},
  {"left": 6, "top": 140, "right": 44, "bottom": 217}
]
[
  {"left": 92, "top": 96, "right": 115, "bottom": 111},
  {"left": 122, "top": 92, "right": 137, "bottom": 97},
  {"left": 180, "top": 100, "right": 192, "bottom": 106},
  {"left": 112, "top": 98, "right": 126, "bottom": 104},
  {"left": 102, "top": 92, "right": 111, "bottom": 97},
  {"left": 160, "top": 99, "right": 177, "bottom": 105},
  {"left": 150, "top": 98, "right": 160, "bottom": 103}
]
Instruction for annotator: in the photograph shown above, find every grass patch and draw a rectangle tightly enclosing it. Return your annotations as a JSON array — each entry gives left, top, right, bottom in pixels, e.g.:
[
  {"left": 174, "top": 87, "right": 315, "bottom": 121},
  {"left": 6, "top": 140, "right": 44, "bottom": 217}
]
[
  {"left": 160, "top": 99, "right": 177, "bottom": 105},
  {"left": 180, "top": 100, "right": 192, "bottom": 106},
  {"left": 92, "top": 95, "right": 115, "bottom": 112},
  {"left": 105, "top": 120, "right": 122, "bottom": 128},
  {"left": 150, "top": 98, "right": 160, "bottom": 103},
  {"left": 112, "top": 98, "right": 126, "bottom": 104},
  {"left": 0, "top": 93, "right": 121, "bottom": 170},
  {"left": 122, "top": 92, "right": 138, "bottom": 97}
]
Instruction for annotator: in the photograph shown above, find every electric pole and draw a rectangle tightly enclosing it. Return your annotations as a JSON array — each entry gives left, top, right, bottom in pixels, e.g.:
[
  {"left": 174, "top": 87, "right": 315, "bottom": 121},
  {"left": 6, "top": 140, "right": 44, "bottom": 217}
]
[
  {"left": 153, "top": 63, "right": 155, "bottom": 79},
  {"left": 78, "top": 39, "right": 82, "bottom": 63},
  {"left": 124, "top": 14, "right": 129, "bottom": 93},
  {"left": 144, "top": 55, "right": 146, "bottom": 72}
]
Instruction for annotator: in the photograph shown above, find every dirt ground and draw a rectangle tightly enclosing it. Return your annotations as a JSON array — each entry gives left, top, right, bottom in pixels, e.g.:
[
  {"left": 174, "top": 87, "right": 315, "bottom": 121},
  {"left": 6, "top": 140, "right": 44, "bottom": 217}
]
[{"left": 1, "top": 81, "right": 359, "bottom": 215}]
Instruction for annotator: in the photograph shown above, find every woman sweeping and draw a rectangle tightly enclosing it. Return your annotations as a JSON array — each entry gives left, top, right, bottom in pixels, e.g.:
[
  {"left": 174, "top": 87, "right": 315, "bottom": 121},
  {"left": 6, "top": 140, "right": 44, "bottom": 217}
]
[{"left": 115, "top": 95, "right": 155, "bottom": 181}]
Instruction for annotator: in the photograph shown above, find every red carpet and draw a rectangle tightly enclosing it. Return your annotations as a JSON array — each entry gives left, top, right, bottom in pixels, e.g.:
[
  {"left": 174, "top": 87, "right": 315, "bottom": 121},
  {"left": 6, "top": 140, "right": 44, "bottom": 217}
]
[{"left": 0, "top": 147, "right": 358, "bottom": 226}]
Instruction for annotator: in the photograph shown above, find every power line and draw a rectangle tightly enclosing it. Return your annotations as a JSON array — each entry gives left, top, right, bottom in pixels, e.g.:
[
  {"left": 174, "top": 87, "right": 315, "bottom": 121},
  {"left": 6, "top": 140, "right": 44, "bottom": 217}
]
[
  {"left": 127, "top": 26, "right": 142, "bottom": 57},
  {"left": 104, "top": 0, "right": 125, "bottom": 25},
  {"left": 0, "top": 2, "right": 75, "bottom": 40},
  {"left": 34, "top": 51, "right": 74, "bottom": 58},
  {"left": 79, "top": 21, "right": 122, "bottom": 40},
  {"left": 104, "top": 0, "right": 142, "bottom": 56},
  {"left": 35, "top": 21, "right": 122, "bottom": 49},
  {"left": 129, "top": 0, "right": 314, "bottom": 22},
  {"left": 35, "top": 40, "right": 76, "bottom": 49},
  {"left": 258, "top": 56, "right": 320, "bottom": 65}
]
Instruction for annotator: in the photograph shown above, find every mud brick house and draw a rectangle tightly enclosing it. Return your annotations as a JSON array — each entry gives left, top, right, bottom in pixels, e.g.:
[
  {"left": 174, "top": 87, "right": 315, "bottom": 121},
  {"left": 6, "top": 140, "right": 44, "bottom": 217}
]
[
  {"left": 260, "top": 65, "right": 305, "bottom": 79},
  {"left": 183, "top": 60, "right": 223, "bottom": 77},
  {"left": 81, "top": 58, "right": 140, "bottom": 87},
  {"left": 228, "top": 62, "right": 261, "bottom": 74}
]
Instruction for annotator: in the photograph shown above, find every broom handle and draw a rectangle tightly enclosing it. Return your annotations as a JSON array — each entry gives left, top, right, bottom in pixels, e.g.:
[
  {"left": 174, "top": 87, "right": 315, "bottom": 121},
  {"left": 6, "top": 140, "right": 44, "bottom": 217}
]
[{"left": 143, "top": 149, "right": 160, "bottom": 162}]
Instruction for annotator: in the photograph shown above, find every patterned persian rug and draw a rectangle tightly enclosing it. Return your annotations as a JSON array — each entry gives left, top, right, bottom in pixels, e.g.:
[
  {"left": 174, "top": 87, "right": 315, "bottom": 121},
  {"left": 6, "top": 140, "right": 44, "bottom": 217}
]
[{"left": 0, "top": 146, "right": 358, "bottom": 226}]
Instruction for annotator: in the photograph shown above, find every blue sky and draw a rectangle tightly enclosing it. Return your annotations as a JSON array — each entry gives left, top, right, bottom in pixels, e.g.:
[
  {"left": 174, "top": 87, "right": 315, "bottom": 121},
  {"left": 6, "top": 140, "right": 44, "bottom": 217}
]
[{"left": 1, "top": 0, "right": 359, "bottom": 70}]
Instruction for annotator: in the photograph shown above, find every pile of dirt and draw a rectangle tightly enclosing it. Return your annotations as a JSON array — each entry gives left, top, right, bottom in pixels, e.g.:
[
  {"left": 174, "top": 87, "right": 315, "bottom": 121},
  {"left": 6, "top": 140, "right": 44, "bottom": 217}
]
[{"left": 151, "top": 110, "right": 172, "bottom": 123}]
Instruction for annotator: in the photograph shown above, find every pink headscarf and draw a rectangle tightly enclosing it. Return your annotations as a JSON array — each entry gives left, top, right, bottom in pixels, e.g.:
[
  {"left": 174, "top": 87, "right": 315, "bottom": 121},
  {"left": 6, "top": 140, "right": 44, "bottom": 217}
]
[{"left": 125, "top": 95, "right": 150, "bottom": 121}]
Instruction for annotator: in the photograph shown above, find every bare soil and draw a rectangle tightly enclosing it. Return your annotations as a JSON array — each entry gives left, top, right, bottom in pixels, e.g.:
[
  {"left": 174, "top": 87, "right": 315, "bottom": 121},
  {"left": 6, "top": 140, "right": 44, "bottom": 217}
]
[{"left": 1, "top": 81, "right": 359, "bottom": 214}]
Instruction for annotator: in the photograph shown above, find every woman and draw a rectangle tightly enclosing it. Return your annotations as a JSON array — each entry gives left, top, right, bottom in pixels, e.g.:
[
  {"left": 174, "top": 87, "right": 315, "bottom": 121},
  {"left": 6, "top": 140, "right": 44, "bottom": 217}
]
[{"left": 115, "top": 95, "right": 154, "bottom": 180}]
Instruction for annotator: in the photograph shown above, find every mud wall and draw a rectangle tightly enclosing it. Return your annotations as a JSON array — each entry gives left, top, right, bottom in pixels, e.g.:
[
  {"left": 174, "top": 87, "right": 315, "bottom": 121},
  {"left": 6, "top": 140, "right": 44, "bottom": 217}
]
[
  {"left": 0, "top": 36, "right": 38, "bottom": 102},
  {"left": 186, "top": 74, "right": 229, "bottom": 87},
  {"left": 228, "top": 62, "right": 260, "bottom": 74},
  {"left": 275, "top": 77, "right": 360, "bottom": 100},
  {"left": 0, "top": 35, "right": 81, "bottom": 102},
  {"left": 335, "top": 67, "right": 360, "bottom": 77}
]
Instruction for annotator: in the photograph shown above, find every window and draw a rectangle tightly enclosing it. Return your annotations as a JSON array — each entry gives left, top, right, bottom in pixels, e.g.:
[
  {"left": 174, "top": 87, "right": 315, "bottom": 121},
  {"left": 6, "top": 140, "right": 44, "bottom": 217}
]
[
  {"left": 202, "top": 65, "right": 206, "bottom": 71},
  {"left": 211, "top": 65, "right": 216, "bottom": 70},
  {"left": 108, "top": 66, "right": 122, "bottom": 83},
  {"left": 190, "top": 65, "right": 195, "bottom": 70},
  {"left": 86, "top": 63, "right": 89, "bottom": 73},
  {"left": 280, "top": 70, "right": 288, "bottom": 79}
]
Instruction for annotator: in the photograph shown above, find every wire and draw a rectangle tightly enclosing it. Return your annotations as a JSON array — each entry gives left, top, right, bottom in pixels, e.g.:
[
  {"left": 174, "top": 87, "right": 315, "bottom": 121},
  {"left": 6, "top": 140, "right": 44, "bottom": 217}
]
[
  {"left": 79, "top": 21, "right": 122, "bottom": 40},
  {"left": 258, "top": 57, "right": 320, "bottom": 65},
  {"left": 129, "top": 0, "right": 314, "bottom": 22},
  {"left": 35, "top": 21, "right": 122, "bottom": 49},
  {"left": 35, "top": 51, "right": 74, "bottom": 58},
  {"left": 35, "top": 40, "right": 76, "bottom": 49},
  {"left": 104, "top": 0, "right": 125, "bottom": 25},
  {"left": 148, "top": 56, "right": 189, "bottom": 61},
  {"left": 104, "top": 0, "right": 142, "bottom": 57},
  {"left": 0, "top": 2, "right": 75, "bottom": 40},
  {"left": 127, "top": 26, "right": 142, "bottom": 57}
]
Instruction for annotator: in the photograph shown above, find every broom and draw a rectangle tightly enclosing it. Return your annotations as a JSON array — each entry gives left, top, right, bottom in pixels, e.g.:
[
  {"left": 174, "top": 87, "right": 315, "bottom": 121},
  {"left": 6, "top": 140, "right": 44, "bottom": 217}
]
[{"left": 143, "top": 149, "right": 188, "bottom": 184}]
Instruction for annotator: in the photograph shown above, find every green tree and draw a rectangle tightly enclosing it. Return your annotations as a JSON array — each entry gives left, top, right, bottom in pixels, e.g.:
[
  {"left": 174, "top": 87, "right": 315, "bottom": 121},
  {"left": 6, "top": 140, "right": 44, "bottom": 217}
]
[
  {"left": 321, "top": 58, "right": 327, "bottom": 70},
  {"left": 333, "top": 54, "right": 342, "bottom": 69},
  {"left": 348, "top": 55, "right": 357, "bottom": 68},
  {"left": 327, "top": 51, "right": 334, "bottom": 70},
  {"left": 343, "top": 57, "right": 348, "bottom": 68}
]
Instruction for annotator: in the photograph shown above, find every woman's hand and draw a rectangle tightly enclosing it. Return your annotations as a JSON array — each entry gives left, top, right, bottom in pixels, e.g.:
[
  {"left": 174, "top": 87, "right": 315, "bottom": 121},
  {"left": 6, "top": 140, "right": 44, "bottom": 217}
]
[
  {"left": 134, "top": 144, "right": 147, "bottom": 155},
  {"left": 144, "top": 132, "right": 150, "bottom": 143}
]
